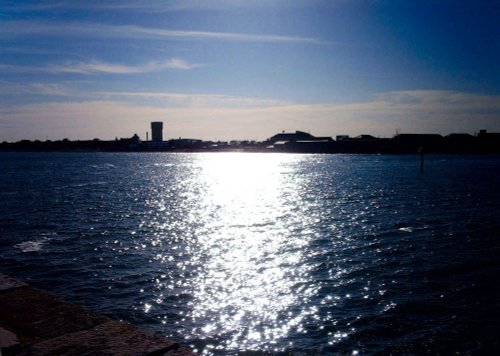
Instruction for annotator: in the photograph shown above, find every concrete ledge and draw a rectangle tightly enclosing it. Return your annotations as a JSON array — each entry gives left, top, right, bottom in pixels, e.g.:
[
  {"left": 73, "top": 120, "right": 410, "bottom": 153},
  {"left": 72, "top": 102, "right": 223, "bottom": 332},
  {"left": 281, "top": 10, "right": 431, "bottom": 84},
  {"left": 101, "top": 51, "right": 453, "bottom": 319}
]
[
  {"left": 18, "top": 320, "right": 184, "bottom": 356},
  {"left": 0, "top": 274, "right": 194, "bottom": 355},
  {"left": 0, "top": 275, "right": 27, "bottom": 291},
  {"left": 0, "top": 285, "right": 111, "bottom": 342},
  {"left": 0, "top": 326, "right": 20, "bottom": 353}
]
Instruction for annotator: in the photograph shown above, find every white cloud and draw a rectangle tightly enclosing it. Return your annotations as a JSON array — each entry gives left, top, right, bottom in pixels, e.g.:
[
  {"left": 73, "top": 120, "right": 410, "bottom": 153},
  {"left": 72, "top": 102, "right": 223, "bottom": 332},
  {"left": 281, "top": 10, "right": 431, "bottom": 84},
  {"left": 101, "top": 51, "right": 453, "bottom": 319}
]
[
  {"left": 2, "top": 1, "right": 334, "bottom": 16},
  {"left": 0, "top": 81, "right": 73, "bottom": 96},
  {"left": 27, "top": 83, "right": 73, "bottom": 96},
  {"left": 2, "top": 0, "right": 299, "bottom": 13},
  {"left": 0, "top": 20, "right": 330, "bottom": 45},
  {"left": 48, "top": 58, "right": 202, "bottom": 74},
  {"left": 1, "top": 90, "right": 499, "bottom": 142},
  {"left": 0, "top": 58, "right": 202, "bottom": 75},
  {"left": 97, "top": 91, "right": 290, "bottom": 107}
]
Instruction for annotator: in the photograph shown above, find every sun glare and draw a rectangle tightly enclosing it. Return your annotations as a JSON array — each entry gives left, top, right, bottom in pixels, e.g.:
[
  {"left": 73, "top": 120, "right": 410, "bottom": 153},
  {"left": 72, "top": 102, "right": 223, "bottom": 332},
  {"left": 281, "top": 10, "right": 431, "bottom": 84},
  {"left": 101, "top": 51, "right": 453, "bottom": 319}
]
[{"left": 180, "top": 153, "right": 314, "bottom": 351}]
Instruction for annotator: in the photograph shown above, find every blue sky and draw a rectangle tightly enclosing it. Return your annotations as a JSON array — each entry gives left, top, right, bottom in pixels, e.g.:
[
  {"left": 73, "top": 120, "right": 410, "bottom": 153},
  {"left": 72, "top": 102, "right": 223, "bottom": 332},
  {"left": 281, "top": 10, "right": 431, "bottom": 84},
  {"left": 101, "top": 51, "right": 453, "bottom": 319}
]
[{"left": 1, "top": 0, "right": 499, "bottom": 141}]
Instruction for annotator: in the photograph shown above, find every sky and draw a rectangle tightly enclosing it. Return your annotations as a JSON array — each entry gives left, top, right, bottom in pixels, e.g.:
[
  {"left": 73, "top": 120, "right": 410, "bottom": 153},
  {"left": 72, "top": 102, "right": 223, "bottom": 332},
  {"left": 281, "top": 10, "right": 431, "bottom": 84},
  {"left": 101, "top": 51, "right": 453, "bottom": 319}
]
[{"left": 0, "top": 0, "right": 499, "bottom": 141}]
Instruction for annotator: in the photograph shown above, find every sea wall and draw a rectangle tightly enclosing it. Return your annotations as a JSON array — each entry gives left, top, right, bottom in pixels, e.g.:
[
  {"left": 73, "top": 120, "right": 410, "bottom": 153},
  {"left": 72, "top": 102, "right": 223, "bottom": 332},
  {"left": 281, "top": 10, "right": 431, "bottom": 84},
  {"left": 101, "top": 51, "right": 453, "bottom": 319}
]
[{"left": 0, "top": 274, "right": 193, "bottom": 355}]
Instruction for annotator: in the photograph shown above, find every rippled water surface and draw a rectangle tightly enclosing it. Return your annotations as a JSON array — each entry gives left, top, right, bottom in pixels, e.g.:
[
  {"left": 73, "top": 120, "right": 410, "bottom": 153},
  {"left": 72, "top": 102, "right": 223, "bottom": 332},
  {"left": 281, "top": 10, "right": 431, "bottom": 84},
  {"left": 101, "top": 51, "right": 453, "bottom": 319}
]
[{"left": 1, "top": 152, "right": 499, "bottom": 354}]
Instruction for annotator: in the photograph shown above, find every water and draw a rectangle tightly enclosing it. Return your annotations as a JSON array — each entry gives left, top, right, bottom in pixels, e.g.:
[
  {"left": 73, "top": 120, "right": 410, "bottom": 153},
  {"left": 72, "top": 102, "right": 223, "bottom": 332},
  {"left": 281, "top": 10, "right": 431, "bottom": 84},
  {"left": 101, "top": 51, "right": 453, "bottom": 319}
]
[{"left": 1, "top": 152, "right": 499, "bottom": 354}]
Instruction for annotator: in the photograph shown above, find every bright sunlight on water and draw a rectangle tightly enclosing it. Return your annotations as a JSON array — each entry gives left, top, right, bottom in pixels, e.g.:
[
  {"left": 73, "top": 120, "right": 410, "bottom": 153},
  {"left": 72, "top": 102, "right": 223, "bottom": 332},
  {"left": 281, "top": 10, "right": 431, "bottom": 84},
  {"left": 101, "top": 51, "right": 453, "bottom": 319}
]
[
  {"left": 147, "top": 153, "right": 319, "bottom": 352},
  {"left": 1, "top": 152, "right": 499, "bottom": 354}
]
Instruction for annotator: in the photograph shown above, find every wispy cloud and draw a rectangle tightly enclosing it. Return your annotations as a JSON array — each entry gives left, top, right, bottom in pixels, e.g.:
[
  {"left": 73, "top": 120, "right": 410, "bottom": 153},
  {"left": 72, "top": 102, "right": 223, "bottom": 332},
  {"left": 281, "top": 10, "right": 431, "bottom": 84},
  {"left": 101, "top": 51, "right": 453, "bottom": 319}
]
[
  {"left": 0, "top": 58, "right": 202, "bottom": 75},
  {"left": 0, "top": 0, "right": 191, "bottom": 12},
  {"left": 98, "top": 91, "right": 290, "bottom": 107},
  {"left": 0, "top": 20, "right": 330, "bottom": 45},
  {"left": 1, "top": 1, "right": 326, "bottom": 14},
  {"left": 0, "top": 83, "right": 289, "bottom": 105},
  {"left": 26, "top": 83, "right": 73, "bottom": 96},
  {"left": 48, "top": 58, "right": 202, "bottom": 74},
  {"left": 1, "top": 1, "right": 67, "bottom": 12},
  {"left": 126, "top": 26, "right": 329, "bottom": 44},
  {"left": 0, "top": 81, "right": 73, "bottom": 97}
]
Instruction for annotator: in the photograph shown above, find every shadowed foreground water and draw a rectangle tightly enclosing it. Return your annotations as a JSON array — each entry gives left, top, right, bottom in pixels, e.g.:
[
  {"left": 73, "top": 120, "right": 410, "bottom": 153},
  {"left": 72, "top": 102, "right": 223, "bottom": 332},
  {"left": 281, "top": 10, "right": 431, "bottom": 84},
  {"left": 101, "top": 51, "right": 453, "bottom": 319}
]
[{"left": 1, "top": 152, "right": 499, "bottom": 354}]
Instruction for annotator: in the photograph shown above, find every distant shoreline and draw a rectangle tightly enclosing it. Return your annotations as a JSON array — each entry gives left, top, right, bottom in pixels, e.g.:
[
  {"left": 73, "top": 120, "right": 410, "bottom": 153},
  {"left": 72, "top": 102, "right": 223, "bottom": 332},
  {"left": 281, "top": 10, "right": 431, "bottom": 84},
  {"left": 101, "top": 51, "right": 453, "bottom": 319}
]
[
  {"left": 2, "top": 149, "right": 500, "bottom": 155},
  {"left": 2, "top": 129, "right": 499, "bottom": 154}
]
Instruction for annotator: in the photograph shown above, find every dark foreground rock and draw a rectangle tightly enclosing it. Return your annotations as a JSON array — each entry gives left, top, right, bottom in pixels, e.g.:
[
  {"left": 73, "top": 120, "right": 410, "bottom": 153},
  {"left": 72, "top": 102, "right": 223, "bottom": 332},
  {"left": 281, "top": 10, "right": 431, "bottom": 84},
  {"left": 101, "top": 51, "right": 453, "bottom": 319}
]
[
  {"left": 18, "top": 321, "right": 182, "bottom": 355},
  {"left": 0, "top": 274, "right": 193, "bottom": 355}
]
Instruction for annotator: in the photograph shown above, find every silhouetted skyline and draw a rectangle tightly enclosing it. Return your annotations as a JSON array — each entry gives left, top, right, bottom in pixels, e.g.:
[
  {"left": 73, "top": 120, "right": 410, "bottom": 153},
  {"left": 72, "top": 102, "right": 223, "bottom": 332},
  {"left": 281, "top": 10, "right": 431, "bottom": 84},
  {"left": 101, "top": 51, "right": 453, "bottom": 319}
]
[{"left": 2, "top": 128, "right": 499, "bottom": 155}]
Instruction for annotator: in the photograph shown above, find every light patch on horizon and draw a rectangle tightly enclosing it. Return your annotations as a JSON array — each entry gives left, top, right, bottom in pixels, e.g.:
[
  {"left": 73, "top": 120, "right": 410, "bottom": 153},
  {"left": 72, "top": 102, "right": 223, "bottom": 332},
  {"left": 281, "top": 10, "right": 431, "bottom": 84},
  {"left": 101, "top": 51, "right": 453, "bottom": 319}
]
[{"left": 1, "top": 90, "right": 498, "bottom": 142}]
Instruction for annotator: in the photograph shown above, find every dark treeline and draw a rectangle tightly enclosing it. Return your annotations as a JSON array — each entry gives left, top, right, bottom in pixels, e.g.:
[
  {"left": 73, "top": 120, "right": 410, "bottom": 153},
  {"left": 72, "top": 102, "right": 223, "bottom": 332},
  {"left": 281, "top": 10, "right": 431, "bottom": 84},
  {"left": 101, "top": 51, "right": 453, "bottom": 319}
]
[{"left": 1, "top": 130, "right": 499, "bottom": 154}]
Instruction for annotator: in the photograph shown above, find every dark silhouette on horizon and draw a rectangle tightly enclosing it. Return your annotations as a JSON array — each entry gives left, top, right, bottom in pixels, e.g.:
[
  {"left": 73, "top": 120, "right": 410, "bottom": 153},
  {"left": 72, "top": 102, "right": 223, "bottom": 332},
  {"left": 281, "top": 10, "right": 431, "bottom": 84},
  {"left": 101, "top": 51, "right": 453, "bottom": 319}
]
[{"left": 1, "top": 125, "right": 499, "bottom": 154}]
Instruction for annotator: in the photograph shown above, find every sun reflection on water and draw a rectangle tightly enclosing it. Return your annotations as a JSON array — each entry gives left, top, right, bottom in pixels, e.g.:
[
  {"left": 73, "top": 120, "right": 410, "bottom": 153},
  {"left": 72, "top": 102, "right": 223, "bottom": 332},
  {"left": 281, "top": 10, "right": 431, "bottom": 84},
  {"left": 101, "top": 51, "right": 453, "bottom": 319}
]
[
  {"left": 138, "top": 153, "right": 395, "bottom": 354},
  {"left": 156, "top": 153, "right": 318, "bottom": 352},
  {"left": 189, "top": 153, "right": 316, "bottom": 352},
  {"left": 3, "top": 153, "right": 496, "bottom": 354}
]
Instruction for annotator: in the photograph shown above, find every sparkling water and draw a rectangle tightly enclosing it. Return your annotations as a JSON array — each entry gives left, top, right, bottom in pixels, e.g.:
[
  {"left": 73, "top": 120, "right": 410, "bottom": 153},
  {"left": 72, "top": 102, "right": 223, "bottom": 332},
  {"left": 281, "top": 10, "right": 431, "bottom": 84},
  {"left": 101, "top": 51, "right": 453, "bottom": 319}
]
[{"left": 1, "top": 152, "right": 499, "bottom": 354}]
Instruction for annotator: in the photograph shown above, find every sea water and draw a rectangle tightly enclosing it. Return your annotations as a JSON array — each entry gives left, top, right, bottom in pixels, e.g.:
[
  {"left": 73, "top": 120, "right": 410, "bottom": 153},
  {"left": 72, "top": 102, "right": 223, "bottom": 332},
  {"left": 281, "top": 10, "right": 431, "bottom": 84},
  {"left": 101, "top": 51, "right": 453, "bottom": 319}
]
[{"left": 1, "top": 152, "right": 499, "bottom": 354}]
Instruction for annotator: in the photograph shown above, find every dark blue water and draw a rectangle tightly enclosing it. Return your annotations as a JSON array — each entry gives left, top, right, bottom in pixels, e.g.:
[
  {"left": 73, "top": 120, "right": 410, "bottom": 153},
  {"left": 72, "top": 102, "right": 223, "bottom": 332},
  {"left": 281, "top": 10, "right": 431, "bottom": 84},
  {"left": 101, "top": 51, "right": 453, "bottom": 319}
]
[{"left": 1, "top": 152, "right": 499, "bottom": 354}]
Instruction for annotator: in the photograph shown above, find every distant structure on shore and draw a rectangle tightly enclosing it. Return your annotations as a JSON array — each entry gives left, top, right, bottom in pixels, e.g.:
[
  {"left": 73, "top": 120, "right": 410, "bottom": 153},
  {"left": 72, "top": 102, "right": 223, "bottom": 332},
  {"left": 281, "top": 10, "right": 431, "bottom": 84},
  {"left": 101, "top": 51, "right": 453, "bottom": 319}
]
[
  {"left": 151, "top": 122, "right": 163, "bottom": 142},
  {"left": 266, "top": 130, "right": 333, "bottom": 145},
  {"left": 259, "top": 130, "right": 332, "bottom": 152},
  {"left": 1, "top": 124, "right": 499, "bottom": 154}
]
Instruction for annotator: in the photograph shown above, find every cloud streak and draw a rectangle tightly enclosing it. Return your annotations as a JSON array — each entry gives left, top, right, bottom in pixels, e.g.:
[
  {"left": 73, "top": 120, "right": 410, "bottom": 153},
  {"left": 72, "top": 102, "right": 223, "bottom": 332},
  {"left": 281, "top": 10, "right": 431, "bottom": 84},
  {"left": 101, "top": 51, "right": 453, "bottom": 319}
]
[
  {"left": 0, "top": 20, "right": 330, "bottom": 45},
  {"left": 0, "top": 82, "right": 71, "bottom": 96},
  {"left": 48, "top": 58, "right": 202, "bottom": 74},
  {"left": 97, "top": 91, "right": 290, "bottom": 107},
  {"left": 0, "top": 58, "right": 202, "bottom": 75},
  {"left": 1, "top": 0, "right": 300, "bottom": 13}
]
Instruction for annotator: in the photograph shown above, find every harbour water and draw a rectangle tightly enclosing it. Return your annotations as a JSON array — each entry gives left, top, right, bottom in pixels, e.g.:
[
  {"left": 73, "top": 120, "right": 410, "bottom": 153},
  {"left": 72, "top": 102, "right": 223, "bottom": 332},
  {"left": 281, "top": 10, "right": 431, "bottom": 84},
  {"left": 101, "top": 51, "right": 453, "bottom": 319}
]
[{"left": 1, "top": 152, "right": 499, "bottom": 354}]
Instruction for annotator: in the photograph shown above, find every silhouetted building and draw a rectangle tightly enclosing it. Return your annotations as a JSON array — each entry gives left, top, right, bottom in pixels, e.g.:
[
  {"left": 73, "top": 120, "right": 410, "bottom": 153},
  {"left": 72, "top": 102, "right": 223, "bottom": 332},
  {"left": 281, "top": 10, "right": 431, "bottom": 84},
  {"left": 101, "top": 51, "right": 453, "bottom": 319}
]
[
  {"left": 444, "top": 133, "right": 475, "bottom": 153},
  {"left": 151, "top": 122, "right": 163, "bottom": 142},
  {"left": 477, "top": 129, "right": 500, "bottom": 153},
  {"left": 353, "top": 135, "right": 377, "bottom": 140},
  {"left": 334, "top": 134, "right": 390, "bottom": 153},
  {"left": 392, "top": 134, "right": 444, "bottom": 153},
  {"left": 130, "top": 134, "right": 140, "bottom": 144},
  {"left": 267, "top": 130, "right": 333, "bottom": 145},
  {"left": 478, "top": 129, "right": 500, "bottom": 140}
]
